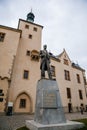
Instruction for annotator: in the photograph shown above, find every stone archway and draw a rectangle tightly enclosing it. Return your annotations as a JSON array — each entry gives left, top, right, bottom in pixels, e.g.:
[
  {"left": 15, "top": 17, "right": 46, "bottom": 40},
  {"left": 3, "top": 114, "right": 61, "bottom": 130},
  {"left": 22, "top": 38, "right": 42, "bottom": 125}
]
[{"left": 14, "top": 92, "right": 32, "bottom": 113}]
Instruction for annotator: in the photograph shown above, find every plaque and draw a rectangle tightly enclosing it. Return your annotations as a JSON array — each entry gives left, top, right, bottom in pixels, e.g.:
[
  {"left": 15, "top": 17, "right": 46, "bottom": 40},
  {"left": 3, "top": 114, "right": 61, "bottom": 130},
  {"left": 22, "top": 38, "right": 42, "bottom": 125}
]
[{"left": 41, "top": 90, "right": 58, "bottom": 108}]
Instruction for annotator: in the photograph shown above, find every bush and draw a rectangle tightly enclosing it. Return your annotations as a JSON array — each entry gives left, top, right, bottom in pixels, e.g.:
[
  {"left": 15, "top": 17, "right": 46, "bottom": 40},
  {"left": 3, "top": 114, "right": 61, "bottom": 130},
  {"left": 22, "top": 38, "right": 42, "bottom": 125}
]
[{"left": 74, "top": 119, "right": 87, "bottom": 130}]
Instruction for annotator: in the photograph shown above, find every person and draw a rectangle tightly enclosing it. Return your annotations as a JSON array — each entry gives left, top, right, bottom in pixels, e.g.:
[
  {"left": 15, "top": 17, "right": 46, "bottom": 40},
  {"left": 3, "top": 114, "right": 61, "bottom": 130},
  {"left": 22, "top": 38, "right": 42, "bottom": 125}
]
[
  {"left": 85, "top": 105, "right": 87, "bottom": 112},
  {"left": 80, "top": 104, "right": 84, "bottom": 114},
  {"left": 40, "top": 45, "right": 52, "bottom": 79},
  {"left": 68, "top": 103, "right": 72, "bottom": 113}
]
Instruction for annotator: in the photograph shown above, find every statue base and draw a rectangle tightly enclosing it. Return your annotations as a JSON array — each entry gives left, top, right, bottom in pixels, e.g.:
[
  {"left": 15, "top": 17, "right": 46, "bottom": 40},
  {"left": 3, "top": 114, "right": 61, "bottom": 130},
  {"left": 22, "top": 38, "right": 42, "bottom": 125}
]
[
  {"left": 34, "top": 79, "right": 66, "bottom": 124},
  {"left": 26, "top": 79, "right": 84, "bottom": 130},
  {"left": 26, "top": 120, "right": 84, "bottom": 130}
]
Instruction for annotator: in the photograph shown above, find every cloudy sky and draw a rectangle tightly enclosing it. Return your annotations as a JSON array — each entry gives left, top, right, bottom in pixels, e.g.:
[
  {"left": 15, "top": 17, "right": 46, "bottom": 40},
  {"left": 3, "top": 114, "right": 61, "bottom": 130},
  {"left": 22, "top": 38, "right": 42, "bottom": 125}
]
[{"left": 0, "top": 0, "right": 87, "bottom": 76}]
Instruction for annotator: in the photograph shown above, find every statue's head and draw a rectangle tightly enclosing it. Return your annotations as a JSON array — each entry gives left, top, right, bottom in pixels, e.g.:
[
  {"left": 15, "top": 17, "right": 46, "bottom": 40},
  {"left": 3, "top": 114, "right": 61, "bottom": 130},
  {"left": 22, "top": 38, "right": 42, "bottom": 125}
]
[{"left": 43, "top": 44, "right": 47, "bottom": 50}]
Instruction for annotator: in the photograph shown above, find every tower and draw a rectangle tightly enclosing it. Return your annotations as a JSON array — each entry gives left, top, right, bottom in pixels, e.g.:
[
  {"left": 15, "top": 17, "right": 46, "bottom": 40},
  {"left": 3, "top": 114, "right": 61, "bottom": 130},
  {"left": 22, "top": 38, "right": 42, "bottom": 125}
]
[{"left": 8, "top": 11, "right": 43, "bottom": 114}]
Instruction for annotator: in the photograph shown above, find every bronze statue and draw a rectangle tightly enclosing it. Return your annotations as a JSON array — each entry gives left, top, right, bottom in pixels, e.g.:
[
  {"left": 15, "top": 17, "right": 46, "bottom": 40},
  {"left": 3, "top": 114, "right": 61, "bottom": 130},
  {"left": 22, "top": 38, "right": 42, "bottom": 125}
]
[{"left": 40, "top": 45, "right": 52, "bottom": 79}]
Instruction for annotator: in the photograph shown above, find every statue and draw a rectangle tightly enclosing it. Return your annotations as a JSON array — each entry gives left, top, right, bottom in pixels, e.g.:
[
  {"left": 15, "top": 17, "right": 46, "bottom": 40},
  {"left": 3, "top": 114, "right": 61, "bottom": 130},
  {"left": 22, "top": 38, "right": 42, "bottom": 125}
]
[{"left": 40, "top": 45, "right": 52, "bottom": 79}]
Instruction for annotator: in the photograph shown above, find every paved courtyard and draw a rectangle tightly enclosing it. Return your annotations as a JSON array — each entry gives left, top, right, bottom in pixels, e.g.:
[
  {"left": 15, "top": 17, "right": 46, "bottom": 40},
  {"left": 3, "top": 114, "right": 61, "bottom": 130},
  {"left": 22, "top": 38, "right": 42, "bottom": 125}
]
[{"left": 0, "top": 112, "right": 87, "bottom": 130}]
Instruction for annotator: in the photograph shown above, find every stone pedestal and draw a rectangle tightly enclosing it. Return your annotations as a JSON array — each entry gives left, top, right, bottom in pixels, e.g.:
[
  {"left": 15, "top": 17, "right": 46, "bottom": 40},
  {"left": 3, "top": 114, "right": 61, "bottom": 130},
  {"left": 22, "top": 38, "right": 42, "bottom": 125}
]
[
  {"left": 26, "top": 79, "right": 84, "bottom": 130},
  {"left": 34, "top": 79, "right": 66, "bottom": 124},
  {"left": 26, "top": 120, "right": 84, "bottom": 130}
]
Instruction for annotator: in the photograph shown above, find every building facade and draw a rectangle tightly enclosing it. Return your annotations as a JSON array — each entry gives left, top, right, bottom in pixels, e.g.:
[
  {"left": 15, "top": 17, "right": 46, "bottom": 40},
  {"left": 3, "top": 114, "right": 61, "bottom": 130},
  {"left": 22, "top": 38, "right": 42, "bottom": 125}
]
[{"left": 0, "top": 12, "right": 87, "bottom": 114}]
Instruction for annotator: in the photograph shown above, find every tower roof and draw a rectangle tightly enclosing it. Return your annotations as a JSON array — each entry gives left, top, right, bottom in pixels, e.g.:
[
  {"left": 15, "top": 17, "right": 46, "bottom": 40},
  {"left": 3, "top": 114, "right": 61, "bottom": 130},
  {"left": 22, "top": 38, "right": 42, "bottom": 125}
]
[{"left": 26, "top": 10, "right": 35, "bottom": 22}]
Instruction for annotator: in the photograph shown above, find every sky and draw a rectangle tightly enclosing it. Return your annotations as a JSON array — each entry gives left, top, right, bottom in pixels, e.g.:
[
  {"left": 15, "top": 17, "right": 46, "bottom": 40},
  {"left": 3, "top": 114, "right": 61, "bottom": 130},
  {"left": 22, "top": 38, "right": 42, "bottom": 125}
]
[{"left": 0, "top": 0, "right": 87, "bottom": 76}]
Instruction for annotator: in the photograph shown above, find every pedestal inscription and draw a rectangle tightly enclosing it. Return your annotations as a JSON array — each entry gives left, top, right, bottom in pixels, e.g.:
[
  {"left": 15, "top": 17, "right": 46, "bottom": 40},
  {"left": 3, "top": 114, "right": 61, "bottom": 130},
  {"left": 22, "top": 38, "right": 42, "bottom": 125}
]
[{"left": 42, "top": 90, "right": 57, "bottom": 108}]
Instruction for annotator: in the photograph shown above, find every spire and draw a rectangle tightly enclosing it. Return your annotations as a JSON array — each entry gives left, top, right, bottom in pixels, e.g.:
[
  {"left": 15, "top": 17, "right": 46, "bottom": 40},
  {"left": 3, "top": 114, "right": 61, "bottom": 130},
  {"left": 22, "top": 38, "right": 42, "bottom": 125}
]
[{"left": 26, "top": 9, "right": 35, "bottom": 22}]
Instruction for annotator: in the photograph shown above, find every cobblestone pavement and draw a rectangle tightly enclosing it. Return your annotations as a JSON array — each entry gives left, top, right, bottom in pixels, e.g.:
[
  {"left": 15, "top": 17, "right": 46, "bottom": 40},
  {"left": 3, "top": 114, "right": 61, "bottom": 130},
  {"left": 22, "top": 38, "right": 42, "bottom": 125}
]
[
  {"left": 66, "top": 112, "right": 87, "bottom": 120},
  {"left": 0, "top": 114, "right": 33, "bottom": 130},
  {"left": 0, "top": 112, "right": 87, "bottom": 130}
]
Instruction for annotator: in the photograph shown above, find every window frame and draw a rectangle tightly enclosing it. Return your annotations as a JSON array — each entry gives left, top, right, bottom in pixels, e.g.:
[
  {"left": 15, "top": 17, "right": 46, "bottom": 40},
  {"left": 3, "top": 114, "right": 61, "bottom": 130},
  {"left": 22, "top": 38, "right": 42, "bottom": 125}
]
[
  {"left": 23, "top": 70, "right": 29, "bottom": 79},
  {"left": 25, "top": 24, "right": 29, "bottom": 29},
  {"left": 0, "top": 98, "right": 3, "bottom": 102},
  {"left": 51, "top": 65, "right": 56, "bottom": 77},
  {"left": 0, "top": 89, "right": 3, "bottom": 93},
  {"left": 33, "top": 27, "right": 37, "bottom": 32},
  {"left": 66, "top": 88, "right": 71, "bottom": 99},
  {"left": 19, "top": 99, "right": 26, "bottom": 108},
  {"left": 76, "top": 74, "right": 81, "bottom": 83},
  {"left": 29, "top": 34, "right": 32, "bottom": 39},
  {"left": 83, "top": 76, "right": 87, "bottom": 85},
  {"left": 64, "top": 70, "right": 70, "bottom": 81},
  {"left": 0, "top": 89, "right": 4, "bottom": 96},
  {"left": 79, "top": 90, "right": 83, "bottom": 100},
  {"left": 26, "top": 50, "right": 30, "bottom": 56}
]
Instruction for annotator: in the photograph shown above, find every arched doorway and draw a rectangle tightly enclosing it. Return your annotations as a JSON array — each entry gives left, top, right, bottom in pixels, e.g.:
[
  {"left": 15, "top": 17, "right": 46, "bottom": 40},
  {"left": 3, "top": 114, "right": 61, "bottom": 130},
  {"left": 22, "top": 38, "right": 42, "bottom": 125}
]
[{"left": 14, "top": 92, "right": 32, "bottom": 113}]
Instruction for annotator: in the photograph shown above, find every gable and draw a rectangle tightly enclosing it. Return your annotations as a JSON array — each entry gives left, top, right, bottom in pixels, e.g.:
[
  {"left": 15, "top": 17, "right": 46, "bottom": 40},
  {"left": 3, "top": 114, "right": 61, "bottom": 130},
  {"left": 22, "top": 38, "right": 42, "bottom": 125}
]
[{"left": 58, "top": 49, "right": 72, "bottom": 66}]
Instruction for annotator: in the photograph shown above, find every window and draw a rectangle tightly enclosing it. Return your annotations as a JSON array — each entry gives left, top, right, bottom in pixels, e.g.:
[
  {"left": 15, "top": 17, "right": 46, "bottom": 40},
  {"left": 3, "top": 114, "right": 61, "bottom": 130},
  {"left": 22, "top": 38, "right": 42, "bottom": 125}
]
[
  {"left": 76, "top": 74, "right": 81, "bottom": 83},
  {"left": 80, "top": 103, "right": 83, "bottom": 107},
  {"left": 0, "top": 93, "right": 4, "bottom": 96},
  {"left": 31, "top": 50, "right": 39, "bottom": 61},
  {"left": 25, "top": 24, "right": 29, "bottom": 29},
  {"left": 31, "top": 55, "right": 39, "bottom": 61},
  {"left": 33, "top": 27, "right": 37, "bottom": 32},
  {"left": 26, "top": 50, "right": 30, "bottom": 56},
  {"left": 29, "top": 34, "right": 32, "bottom": 39},
  {"left": 64, "top": 70, "right": 70, "bottom": 81},
  {"left": 0, "top": 98, "right": 3, "bottom": 102},
  {"left": 79, "top": 90, "right": 83, "bottom": 100},
  {"left": 66, "top": 88, "right": 71, "bottom": 98},
  {"left": 64, "top": 59, "right": 69, "bottom": 65},
  {"left": 0, "top": 89, "right": 4, "bottom": 96},
  {"left": 23, "top": 70, "right": 29, "bottom": 79},
  {"left": 0, "top": 89, "right": 3, "bottom": 93},
  {"left": 20, "top": 99, "right": 26, "bottom": 108},
  {"left": 83, "top": 76, "right": 86, "bottom": 85},
  {"left": 0, "top": 32, "right": 5, "bottom": 42},
  {"left": 51, "top": 66, "right": 56, "bottom": 77}
]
